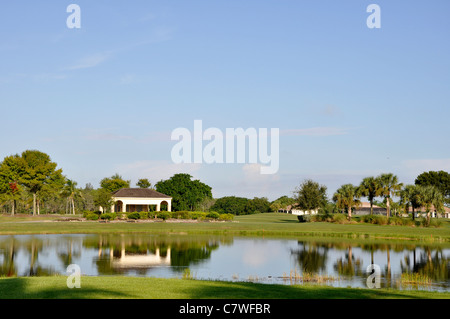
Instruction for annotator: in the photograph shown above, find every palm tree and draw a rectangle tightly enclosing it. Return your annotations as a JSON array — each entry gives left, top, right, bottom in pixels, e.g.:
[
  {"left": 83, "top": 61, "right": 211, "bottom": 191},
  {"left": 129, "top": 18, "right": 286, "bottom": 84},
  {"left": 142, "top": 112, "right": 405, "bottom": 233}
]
[
  {"left": 333, "top": 184, "right": 362, "bottom": 221},
  {"left": 419, "top": 185, "right": 445, "bottom": 225},
  {"left": 358, "top": 176, "right": 383, "bottom": 216},
  {"left": 400, "top": 185, "right": 422, "bottom": 220},
  {"left": 61, "top": 179, "right": 82, "bottom": 215},
  {"left": 378, "top": 173, "right": 403, "bottom": 218}
]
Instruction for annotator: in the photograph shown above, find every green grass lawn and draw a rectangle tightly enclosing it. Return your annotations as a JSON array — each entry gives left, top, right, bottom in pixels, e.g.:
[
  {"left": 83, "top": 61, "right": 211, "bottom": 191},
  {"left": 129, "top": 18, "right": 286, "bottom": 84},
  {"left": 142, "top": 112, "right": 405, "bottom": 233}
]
[
  {"left": 0, "top": 276, "right": 448, "bottom": 299},
  {"left": 0, "top": 213, "right": 449, "bottom": 242}
]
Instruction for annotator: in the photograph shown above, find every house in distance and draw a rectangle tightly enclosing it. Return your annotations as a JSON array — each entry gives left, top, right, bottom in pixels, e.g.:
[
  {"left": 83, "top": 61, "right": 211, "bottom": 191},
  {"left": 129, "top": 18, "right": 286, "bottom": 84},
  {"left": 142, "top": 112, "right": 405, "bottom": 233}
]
[{"left": 110, "top": 188, "right": 172, "bottom": 213}]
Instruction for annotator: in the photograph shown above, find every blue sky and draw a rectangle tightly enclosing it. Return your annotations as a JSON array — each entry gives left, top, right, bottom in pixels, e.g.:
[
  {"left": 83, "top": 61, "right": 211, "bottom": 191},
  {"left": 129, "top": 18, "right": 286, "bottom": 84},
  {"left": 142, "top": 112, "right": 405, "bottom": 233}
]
[{"left": 1, "top": 1, "right": 449, "bottom": 201}]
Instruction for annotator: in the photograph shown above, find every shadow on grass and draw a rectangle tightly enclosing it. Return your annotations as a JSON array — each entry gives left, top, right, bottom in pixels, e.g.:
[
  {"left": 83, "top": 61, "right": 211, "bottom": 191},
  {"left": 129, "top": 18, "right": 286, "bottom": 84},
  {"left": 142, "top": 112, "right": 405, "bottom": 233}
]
[
  {"left": 274, "top": 219, "right": 299, "bottom": 224},
  {"left": 175, "top": 280, "right": 437, "bottom": 299},
  {"left": 0, "top": 277, "right": 131, "bottom": 299}
]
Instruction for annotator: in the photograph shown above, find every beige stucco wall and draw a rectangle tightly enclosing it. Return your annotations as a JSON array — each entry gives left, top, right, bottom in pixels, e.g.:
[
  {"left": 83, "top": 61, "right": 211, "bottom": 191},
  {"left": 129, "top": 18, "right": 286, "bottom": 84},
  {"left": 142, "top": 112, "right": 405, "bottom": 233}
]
[{"left": 111, "top": 196, "right": 172, "bottom": 212}]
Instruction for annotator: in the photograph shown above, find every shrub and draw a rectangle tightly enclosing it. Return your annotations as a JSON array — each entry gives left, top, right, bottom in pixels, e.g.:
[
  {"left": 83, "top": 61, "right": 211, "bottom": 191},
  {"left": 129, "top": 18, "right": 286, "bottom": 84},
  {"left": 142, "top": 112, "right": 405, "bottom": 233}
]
[
  {"left": 206, "top": 212, "right": 220, "bottom": 219},
  {"left": 82, "top": 210, "right": 93, "bottom": 218},
  {"left": 191, "top": 212, "right": 207, "bottom": 220},
  {"left": 86, "top": 213, "right": 99, "bottom": 220},
  {"left": 362, "top": 215, "right": 388, "bottom": 225},
  {"left": 139, "top": 211, "right": 149, "bottom": 219},
  {"left": 127, "top": 212, "right": 140, "bottom": 220},
  {"left": 297, "top": 215, "right": 311, "bottom": 223},
  {"left": 310, "top": 214, "right": 329, "bottom": 222},
  {"left": 172, "top": 211, "right": 191, "bottom": 219},
  {"left": 219, "top": 213, "right": 234, "bottom": 221},
  {"left": 429, "top": 218, "right": 442, "bottom": 228},
  {"left": 157, "top": 212, "right": 171, "bottom": 220},
  {"left": 100, "top": 212, "right": 116, "bottom": 220},
  {"left": 331, "top": 213, "right": 347, "bottom": 224},
  {"left": 388, "top": 216, "right": 404, "bottom": 226}
]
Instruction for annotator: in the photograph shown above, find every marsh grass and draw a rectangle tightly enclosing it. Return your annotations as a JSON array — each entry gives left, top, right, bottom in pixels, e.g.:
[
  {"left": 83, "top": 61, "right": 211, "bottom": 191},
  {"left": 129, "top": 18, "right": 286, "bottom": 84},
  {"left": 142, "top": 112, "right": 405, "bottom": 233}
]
[
  {"left": 281, "top": 269, "right": 338, "bottom": 285},
  {"left": 400, "top": 273, "right": 433, "bottom": 286}
]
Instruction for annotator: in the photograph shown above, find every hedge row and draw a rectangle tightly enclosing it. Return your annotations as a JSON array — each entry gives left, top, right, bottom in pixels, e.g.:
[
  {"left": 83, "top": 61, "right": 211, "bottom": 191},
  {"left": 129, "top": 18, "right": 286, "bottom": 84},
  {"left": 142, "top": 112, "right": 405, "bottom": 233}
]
[
  {"left": 82, "top": 210, "right": 234, "bottom": 221},
  {"left": 297, "top": 213, "right": 442, "bottom": 228}
]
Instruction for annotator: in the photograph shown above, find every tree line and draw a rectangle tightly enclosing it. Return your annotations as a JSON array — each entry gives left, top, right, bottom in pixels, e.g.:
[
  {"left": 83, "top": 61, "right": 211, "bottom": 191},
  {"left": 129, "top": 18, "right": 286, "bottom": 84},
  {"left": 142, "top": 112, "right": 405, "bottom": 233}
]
[
  {"left": 291, "top": 171, "right": 449, "bottom": 226},
  {"left": 0, "top": 150, "right": 448, "bottom": 224}
]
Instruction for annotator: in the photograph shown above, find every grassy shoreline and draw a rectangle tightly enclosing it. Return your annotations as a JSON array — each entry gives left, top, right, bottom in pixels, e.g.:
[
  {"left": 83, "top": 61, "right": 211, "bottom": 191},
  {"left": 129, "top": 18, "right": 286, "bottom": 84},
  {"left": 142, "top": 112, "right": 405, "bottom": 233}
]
[
  {"left": 1, "top": 213, "right": 449, "bottom": 242},
  {"left": 0, "top": 276, "right": 449, "bottom": 299}
]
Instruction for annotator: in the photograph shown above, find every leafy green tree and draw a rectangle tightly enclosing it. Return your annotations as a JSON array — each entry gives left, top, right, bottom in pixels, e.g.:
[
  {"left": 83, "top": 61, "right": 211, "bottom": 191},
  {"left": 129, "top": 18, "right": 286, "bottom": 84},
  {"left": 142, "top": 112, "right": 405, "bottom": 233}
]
[
  {"left": 415, "top": 171, "right": 450, "bottom": 206},
  {"left": 358, "top": 176, "right": 383, "bottom": 216},
  {"left": 270, "top": 196, "right": 296, "bottom": 212},
  {"left": 0, "top": 155, "right": 26, "bottom": 215},
  {"left": 378, "top": 173, "right": 403, "bottom": 218},
  {"left": 294, "top": 179, "right": 328, "bottom": 213},
  {"left": 210, "top": 196, "right": 250, "bottom": 215},
  {"left": 155, "top": 174, "right": 212, "bottom": 211},
  {"left": 20, "top": 150, "right": 63, "bottom": 216},
  {"left": 100, "top": 174, "right": 130, "bottom": 193},
  {"left": 245, "top": 197, "right": 272, "bottom": 214},
  {"left": 93, "top": 188, "right": 114, "bottom": 213},
  {"left": 36, "top": 172, "right": 65, "bottom": 214},
  {"left": 136, "top": 178, "right": 152, "bottom": 189},
  {"left": 333, "top": 184, "right": 361, "bottom": 221}
]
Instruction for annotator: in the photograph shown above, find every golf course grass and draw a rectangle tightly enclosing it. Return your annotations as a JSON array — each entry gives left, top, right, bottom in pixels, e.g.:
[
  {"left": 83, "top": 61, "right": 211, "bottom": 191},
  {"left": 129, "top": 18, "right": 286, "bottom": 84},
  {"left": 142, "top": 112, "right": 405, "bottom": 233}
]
[
  {"left": 0, "top": 213, "right": 449, "bottom": 242},
  {"left": 1, "top": 276, "right": 449, "bottom": 299}
]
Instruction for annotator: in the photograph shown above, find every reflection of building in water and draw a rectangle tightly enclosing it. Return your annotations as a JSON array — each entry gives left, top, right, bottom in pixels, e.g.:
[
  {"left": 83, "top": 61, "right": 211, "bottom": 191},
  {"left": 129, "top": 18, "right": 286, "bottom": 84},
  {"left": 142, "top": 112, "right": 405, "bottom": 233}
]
[{"left": 110, "top": 246, "right": 171, "bottom": 269}]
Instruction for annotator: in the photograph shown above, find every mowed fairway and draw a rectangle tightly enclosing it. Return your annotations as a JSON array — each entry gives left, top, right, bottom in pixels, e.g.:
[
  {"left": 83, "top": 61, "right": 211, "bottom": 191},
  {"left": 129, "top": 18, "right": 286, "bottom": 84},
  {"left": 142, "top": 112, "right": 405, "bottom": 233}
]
[
  {"left": 0, "top": 213, "right": 449, "bottom": 242},
  {"left": 1, "top": 276, "right": 449, "bottom": 299}
]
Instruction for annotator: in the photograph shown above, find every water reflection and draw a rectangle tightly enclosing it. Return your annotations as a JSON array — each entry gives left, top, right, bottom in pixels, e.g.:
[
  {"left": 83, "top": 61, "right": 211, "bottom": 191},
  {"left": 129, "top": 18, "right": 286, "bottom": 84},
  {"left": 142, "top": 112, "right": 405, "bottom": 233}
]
[
  {"left": 0, "top": 234, "right": 448, "bottom": 291},
  {"left": 291, "top": 240, "right": 449, "bottom": 290}
]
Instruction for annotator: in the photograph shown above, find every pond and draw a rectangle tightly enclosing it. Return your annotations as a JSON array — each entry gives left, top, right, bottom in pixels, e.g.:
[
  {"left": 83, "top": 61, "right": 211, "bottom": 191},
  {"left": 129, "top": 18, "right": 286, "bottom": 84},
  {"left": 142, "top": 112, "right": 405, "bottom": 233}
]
[{"left": 0, "top": 234, "right": 448, "bottom": 291}]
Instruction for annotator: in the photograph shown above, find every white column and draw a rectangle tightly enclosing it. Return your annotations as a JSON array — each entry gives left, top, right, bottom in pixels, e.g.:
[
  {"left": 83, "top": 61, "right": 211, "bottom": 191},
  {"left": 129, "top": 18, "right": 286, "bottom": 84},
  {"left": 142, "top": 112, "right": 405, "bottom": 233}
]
[{"left": 167, "top": 200, "right": 172, "bottom": 212}]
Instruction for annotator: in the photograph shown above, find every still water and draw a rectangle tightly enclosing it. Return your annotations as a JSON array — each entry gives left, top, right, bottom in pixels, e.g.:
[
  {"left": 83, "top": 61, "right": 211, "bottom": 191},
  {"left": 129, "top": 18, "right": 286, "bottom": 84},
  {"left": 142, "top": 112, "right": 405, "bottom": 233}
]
[{"left": 0, "top": 234, "right": 448, "bottom": 291}]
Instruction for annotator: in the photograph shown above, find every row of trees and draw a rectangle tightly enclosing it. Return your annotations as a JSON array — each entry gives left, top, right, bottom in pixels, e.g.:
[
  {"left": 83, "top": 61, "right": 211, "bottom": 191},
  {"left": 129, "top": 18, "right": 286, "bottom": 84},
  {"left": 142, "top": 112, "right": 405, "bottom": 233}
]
[
  {"left": 0, "top": 150, "right": 166, "bottom": 215},
  {"left": 1, "top": 150, "right": 448, "bottom": 224},
  {"left": 289, "top": 171, "right": 449, "bottom": 225}
]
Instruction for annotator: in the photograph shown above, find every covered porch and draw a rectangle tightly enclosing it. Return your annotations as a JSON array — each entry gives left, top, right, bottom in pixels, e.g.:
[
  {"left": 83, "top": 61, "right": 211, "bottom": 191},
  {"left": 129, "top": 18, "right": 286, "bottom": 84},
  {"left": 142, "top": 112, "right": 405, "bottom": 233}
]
[{"left": 113, "top": 199, "right": 171, "bottom": 213}]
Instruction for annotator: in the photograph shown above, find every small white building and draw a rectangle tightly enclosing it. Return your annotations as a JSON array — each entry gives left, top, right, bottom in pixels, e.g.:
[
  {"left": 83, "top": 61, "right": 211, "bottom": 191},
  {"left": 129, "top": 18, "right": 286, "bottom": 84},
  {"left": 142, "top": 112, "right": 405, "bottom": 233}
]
[
  {"left": 110, "top": 188, "right": 172, "bottom": 213},
  {"left": 278, "top": 205, "right": 318, "bottom": 215}
]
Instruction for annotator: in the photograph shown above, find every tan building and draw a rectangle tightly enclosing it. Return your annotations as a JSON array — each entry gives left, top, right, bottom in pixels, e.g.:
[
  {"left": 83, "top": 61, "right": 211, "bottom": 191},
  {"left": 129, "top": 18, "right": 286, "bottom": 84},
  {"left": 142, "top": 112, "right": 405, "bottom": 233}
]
[
  {"left": 407, "top": 205, "right": 450, "bottom": 219},
  {"left": 354, "top": 202, "right": 387, "bottom": 216},
  {"left": 111, "top": 188, "right": 172, "bottom": 213}
]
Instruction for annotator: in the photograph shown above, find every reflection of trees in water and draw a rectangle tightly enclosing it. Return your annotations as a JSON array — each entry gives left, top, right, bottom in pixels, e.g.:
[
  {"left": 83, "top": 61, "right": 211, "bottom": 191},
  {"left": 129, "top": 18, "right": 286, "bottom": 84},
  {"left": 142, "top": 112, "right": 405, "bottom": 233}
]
[
  {"left": 291, "top": 242, "right": 328, "bottom": 274},
  {"left": 333, "top": 246, "right": 363, "bottom": 277},
  {"left": 56, "top": 237, "right": 82, "bottom": 270},
  {"left": 401, "top": 247, "right": 449, "bottom": 283},
  {"left": 0, "top": 236, "right": 57, "bottom": 276},
  {"left": 171, "top": 242, "right": 219, "bottom": 270},
  {"left": 0, "top": 237, "right": 17, "bottom": 277}
]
